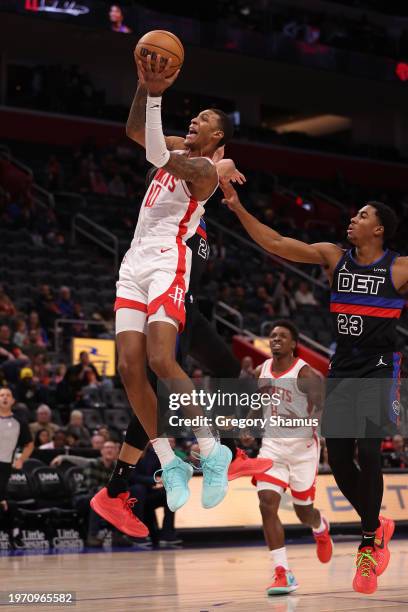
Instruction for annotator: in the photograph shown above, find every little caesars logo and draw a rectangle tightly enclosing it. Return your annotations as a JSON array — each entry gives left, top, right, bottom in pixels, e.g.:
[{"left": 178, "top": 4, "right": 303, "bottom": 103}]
[
  {"left": 52, "top": 528, "right": 84, "bottom": 551},
  {"left": 0, "top": 531, "right": 10, "bottom": 551},
  {"left": 21, "top": 530, "right": 49, "bottom": 551}
]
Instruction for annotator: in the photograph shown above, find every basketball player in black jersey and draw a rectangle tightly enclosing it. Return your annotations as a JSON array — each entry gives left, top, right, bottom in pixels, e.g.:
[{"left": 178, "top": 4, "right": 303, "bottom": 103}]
[
  {"left": 220, "top": 179, "right": 405, "bottom": 595},
  {"left": 90, "top": 168, "right": 273, "bottom": 538}
]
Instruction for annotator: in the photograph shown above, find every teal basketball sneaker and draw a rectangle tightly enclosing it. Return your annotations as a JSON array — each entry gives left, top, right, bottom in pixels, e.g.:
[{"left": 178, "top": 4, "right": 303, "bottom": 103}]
[
  {"left": 158, "top": 456, "right": 193, "bottom": 512},
  {"left": 199, "top": 443, "right": 232, "bottom": 509}
]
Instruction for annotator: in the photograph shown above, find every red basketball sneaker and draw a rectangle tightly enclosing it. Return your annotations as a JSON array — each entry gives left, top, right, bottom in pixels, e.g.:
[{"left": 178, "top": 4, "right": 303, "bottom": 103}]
[
  {"left": 313, "top": 517, "right": 333, "bottom": 563},
  {"left": 90, "top": 488, "right": 149, "bottom": 538},
  {"left": 352, "top": 547, "right": 377, "bottom": 594},
  {"left": 266, "top": 566, "right": 298, "bottom": 596},
  {"left": 228, "top": 448, "right": 273, "bottom": 480},
  {"left": 374, "top": 515, "right": 395, "bottom": 576}
]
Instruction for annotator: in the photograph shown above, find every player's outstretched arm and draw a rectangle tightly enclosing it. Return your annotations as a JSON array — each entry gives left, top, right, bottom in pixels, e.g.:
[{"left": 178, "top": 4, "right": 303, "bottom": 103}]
[
  {"left": 126, "top": 52, "right": 184, "bottom": 151},
  {"left": 220, "top": 179, "right": 342, "bottom": 266}
]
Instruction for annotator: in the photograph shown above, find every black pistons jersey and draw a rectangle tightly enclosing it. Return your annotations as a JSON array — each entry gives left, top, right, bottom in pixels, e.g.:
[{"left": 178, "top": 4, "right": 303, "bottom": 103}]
[{"left": 329, "top": 248, "right": 404, "bottom": 373}]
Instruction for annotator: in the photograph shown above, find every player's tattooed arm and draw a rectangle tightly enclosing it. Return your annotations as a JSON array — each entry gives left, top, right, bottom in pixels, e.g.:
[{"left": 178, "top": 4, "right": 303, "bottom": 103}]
[
  {"left": 126, "top": 83, "right": 148, "bottom": 146},
  {"left": 127, "top": 53, "right": 185, "bottom": 150},
  {"left": 219, "top": 178, "right": 342, "bottom": 267},
  {"left": 164, "top": 155, "right": 219, "bottom": 199}
]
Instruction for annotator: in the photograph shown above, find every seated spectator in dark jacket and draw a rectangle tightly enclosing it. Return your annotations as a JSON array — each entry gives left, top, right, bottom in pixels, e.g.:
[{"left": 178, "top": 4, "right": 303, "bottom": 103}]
[
  {"left": 39, "top": 429, "right": 67, "bottom": 449},
  {"left": 23, "top": 330, "right": 48, "bottom": 361},
  {"left": 35, "top": 284, "right": 60, "bottom": 332},
  {"left": 0, "top": 325, "right": 29, "bottom": 383},
  {"left": 383, "top": 435, "right": 408, "bottom": 468},
  {"left": 29, "top": 403, "right": 59, "bottom": 438},
  {"left": 65, "top": 410, "right": 91, "bottom": 447},
  {"left": 64, "top": 351, "right": 101, "bottom": 402},
  {"left": 57, "top": 286, "right": 75, "bottom": 318},
  {"left": 129, "top": 441, "right": 181, "bottom": 547},
  {"left": 16, "top": 368, "right": 48, "bottom": 410}
]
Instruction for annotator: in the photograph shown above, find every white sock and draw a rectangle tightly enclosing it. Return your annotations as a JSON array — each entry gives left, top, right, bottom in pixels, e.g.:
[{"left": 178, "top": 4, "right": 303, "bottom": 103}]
[
  {"left": 270, "top": 546, "right": 289, "bottom": 570},
  {"left": 151, "top": 438, "right": 176, "bottom": 467},
  {"left": 313, "top": 515, "right": 328, "bottom": 534},
  {"left": 193, "top": 426, "right": 216, "bottom": 458}
]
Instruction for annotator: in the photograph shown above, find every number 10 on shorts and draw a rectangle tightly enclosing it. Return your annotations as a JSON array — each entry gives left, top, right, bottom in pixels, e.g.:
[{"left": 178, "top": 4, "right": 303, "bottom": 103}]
[{"left": 337, "top": 313, "right": 363, "bottom": 335}]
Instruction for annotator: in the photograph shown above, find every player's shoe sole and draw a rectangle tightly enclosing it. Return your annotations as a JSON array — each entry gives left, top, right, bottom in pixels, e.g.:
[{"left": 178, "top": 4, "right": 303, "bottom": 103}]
[{"left": 228, "top": 449, "right": 273, "bottom": 481}]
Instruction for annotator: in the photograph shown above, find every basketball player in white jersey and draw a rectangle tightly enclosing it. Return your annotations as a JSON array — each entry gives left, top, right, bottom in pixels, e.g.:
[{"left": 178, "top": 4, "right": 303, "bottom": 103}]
[
  {"left": 249, "top": 320, "right": 333, "bottom": 595},
  {"left": 91, "top": 52, "right": 245, "bottom": 528}
]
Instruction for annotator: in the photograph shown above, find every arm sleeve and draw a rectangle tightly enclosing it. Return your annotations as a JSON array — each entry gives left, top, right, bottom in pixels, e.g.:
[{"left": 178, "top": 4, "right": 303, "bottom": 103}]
[{"left": 145, "top": 96, "right": 170, "bottom": 168}]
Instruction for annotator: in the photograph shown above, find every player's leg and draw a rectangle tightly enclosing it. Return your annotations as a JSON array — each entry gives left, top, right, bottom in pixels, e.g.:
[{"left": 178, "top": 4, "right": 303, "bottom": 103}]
[
  {"left": 257, "top": 485, "right": 298, "bottom": 596},
  {"left": 325, "top": 437, "right": 362, "bottom": 515},
  {"left": 290, "top": 438, "right": 333, "bottom": 563},
  {"left": 188, "top": 310, "right": 273, "bottom": 479},
  {"left": 147, "top": 317, "right": 231, "bottom": 509}
]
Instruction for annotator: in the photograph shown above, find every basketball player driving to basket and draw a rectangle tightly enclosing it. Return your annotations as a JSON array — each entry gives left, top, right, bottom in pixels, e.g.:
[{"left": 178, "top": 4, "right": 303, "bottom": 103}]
[
  {"left": 91, "top": 52, "right": 246, "bottom": 533},
  {"left": 220, "top": 178, "right": 405, "bottom": 595}
]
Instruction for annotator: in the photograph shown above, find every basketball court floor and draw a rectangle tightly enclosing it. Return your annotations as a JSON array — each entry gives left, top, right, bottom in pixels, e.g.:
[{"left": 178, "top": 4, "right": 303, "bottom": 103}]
[{"left": 1, "top": 539, "right": 407, "bottom": 611}]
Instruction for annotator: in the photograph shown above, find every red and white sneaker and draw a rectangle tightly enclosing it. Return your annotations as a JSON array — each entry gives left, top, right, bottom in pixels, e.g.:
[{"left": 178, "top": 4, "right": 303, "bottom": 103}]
[
  {"left": 352, "top": 546, "right": 377, "bottom": 594},
  {"left": 374, "top": 515, "right": 395, "bottom": 576},
  {"left": 313, "top": 517, "right": 333, "bottom": 563},
  {"left": 228, "top": 448, "right": 273, "bottom": 480},
  {"left": 90, "top": 488, "right": 149, "bottom": 538},
  {"left": 266, "top": 566, "right": 298, "bottom": 596}
]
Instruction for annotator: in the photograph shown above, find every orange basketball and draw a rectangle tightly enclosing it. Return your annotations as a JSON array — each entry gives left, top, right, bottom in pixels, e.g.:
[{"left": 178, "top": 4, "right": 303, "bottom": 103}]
[{"left": 135, "top": 30, "right": 184, "bottom": 74}]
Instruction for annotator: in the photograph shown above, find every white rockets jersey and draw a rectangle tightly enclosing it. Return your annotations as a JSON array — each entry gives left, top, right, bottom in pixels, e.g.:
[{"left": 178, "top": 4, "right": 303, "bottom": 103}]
[
  {"left": 258, "top": 357, "right": 313, "bottom": 439},
  {"left": 132, "top": 152, "right": 217, "bottom": 246}
]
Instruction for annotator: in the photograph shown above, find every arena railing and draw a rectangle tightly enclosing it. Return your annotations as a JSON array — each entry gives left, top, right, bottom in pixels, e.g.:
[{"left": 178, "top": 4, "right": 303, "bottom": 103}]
[
  {"left": 71, "top": 213, "right": 119, "bottom": 272},
  {"left": 206, "top": 218, "right": 327, "bottom": 291}
]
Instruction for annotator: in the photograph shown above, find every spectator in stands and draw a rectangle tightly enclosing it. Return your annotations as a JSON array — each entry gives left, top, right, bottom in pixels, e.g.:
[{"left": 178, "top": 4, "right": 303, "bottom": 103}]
[
  {"left": 23, "top": 329, "right": 48, "bottom": 361},
  {"left": 39, "top": 429, "right": 67, "bottom": 450},
  {"left": 16, "top": 367, "right": 47, "bottom": 410},
  {"left": 34, "top": 428, "right": 51, "bottom": 448},
  {"left": 82, "top": 370, "right": 105, "bottom": 405},
  {"left": 13, "top": 319, "right": 28, "bottom": 349},
  {"left": 64, "top": 351, "right": 101, "bottom": 402},
  {"left": 108, "top": 174, "right": 126, "bottom": 198},
  {"left": 65, "top": 410, "right": 91, "bottom": 447},
  {"left": 31, "top": 353, "right": 51, "bottom": 386},
  {"left": 294, "top": 281, "right": 319, "bottom": 306},
  {"left": 35, "top": 285, "right": 60, "bottom": 331},
  {"left": 91, "top": 433, "right": 105, "bottom": 450},
  {"left": 0, "top": 324, "right": 29, "bottom": 379},
  {"left": 383, "top": 434, "right": 408, "bottom": 468},
  {"left": 250, "top": 286, "right": 274, "bottom": 314},
  {"left": 29, "top": 403, "right": 59, "bottom": 438},
  {"left": 0, "top": 286, "right": 17, "bottom": 317},
  {"left": 240, "top": 356, "right": 255, "bottom": 378},
  {"left": 57, "top": 286, "right": 75, "bottom": 319},
  {"left": 272, "top": 273, "right": 297, "bottom": 317},
  {"left": 96, "top": 425, "right": 111, "bottom": 442},
  {"left": 45, "top": 155, "right": 62, "bottom": 191},
  {"left": 27, "top": 311, "right": 48, "bottom": 346},
  {"left": 108, "top": 4, "right": 132, "bottom": 34}
]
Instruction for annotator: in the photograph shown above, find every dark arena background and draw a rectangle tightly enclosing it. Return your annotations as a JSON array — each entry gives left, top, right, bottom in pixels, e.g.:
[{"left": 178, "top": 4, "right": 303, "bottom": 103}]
[{"left": 1, "top": 1, "right": 408, "bottom": 610}]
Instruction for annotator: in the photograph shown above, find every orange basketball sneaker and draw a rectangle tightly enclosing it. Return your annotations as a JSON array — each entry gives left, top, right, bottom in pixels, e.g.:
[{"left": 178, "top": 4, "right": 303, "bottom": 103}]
[
  {"left": 90, "top": 488, "right": 149, "bottom": 538},
  {"left": 352, "top": 546, "right": 377, "bottom": 594},
  {"left": 228, "top": 448, "right": 273, "bottom": 480},
  {"left": 374, "top": 515, "right": 395, "bottom": 576},
  {"left": 313, "top": 517, "right": 333, "bottom": 563}
]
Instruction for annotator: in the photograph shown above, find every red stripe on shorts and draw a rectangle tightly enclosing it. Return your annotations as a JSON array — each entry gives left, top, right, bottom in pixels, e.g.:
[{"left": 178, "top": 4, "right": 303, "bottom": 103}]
[
  {"left": 147, "top": 197, "right": 198, "bottom": 332},
  {"left": 114, "top": 297, "right": 147, "bottom": 312}
]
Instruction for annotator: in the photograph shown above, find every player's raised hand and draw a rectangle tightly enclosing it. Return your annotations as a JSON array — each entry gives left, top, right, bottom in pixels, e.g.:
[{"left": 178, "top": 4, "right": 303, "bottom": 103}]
[
  {"left": 220, "top": 177, "right": 243, "bottom": 211},
  {"left": 137, "top": 54, "right": 180, "bottom": 96}
]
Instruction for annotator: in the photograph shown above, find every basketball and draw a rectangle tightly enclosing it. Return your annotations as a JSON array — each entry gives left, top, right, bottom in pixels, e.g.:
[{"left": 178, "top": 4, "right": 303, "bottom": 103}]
[{"left": 135, "top": 30, "right": 184, "bottom": 74}]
